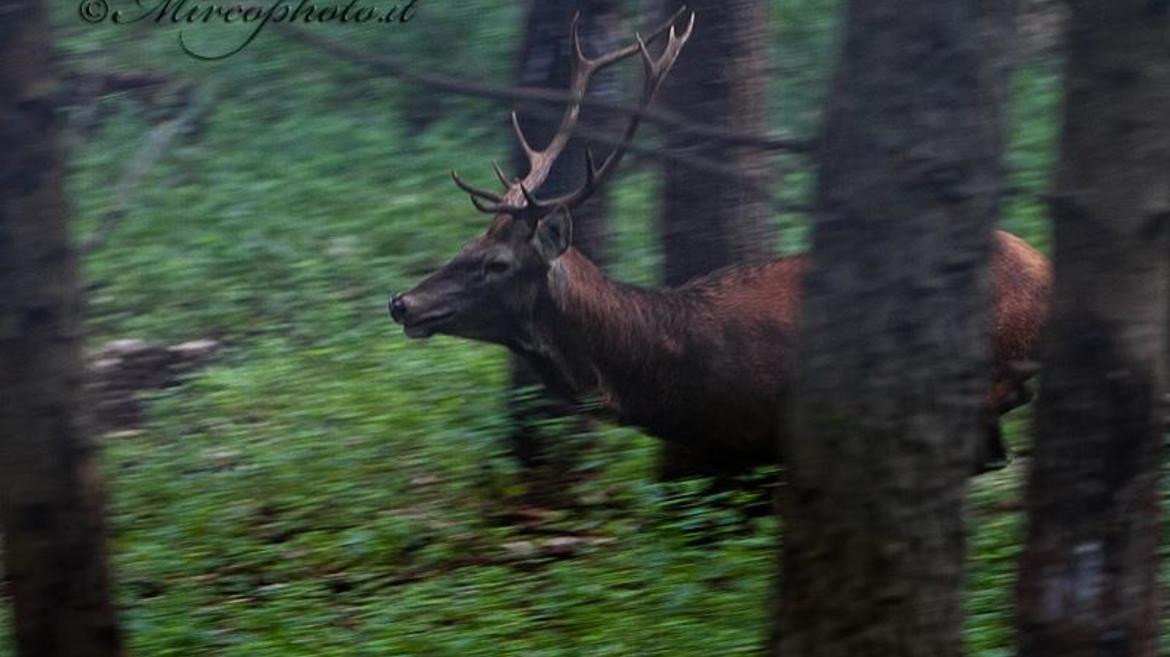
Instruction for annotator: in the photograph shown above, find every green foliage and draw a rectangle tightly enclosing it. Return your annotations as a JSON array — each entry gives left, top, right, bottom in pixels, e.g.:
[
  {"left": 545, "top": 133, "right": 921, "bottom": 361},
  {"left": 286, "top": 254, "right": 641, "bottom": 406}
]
[
  {"left": 1002, "top": 56, "right": 1063, "bottom": 252},
  {"left": 0, "top": 4, "right": 1085, "bottom": 656}
]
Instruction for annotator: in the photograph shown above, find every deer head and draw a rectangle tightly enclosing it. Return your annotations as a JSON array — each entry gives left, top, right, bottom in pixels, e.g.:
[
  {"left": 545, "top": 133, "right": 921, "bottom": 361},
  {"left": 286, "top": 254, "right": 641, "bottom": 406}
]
[{"left": 389, "top": 9, "right": 694, "bottom": 346}]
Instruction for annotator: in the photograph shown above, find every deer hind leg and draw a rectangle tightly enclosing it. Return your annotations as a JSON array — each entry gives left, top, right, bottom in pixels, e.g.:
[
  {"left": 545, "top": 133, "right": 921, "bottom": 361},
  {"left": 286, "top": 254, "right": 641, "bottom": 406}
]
[
  {"left": 976, "top": 377, "right": 1039, "bottom": 473},
  {"left": 996, "top": 379, "right": 1035, "bottom": 414},
  {"left": 976, "top": 412, "right": 1010, "bottom": 474}
]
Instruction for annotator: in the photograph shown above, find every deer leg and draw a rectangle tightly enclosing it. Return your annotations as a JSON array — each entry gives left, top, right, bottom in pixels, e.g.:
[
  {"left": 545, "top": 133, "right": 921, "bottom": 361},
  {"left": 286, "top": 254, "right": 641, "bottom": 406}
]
[
  {"left": 976, "top": 412, "right": 1010, "bottom": 474},
  {"left": 976, "top": 376, "right": 1041, "bottom": 473},
  {"left": 997, "top": 380, "right": 1035, "bottom": 414}
]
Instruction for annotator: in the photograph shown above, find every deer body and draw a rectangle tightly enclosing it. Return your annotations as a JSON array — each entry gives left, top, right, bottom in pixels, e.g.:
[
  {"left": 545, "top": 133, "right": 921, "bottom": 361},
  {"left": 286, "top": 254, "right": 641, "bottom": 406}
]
[
  {"left": 504, "top": 231, "right": 1048, "bottom": 471},
  {"left": 520, "top": 248, "right": 799, "bottom": 468},
  {"left": 389, "top": 11, "right": 1050, "bottom": 471}
]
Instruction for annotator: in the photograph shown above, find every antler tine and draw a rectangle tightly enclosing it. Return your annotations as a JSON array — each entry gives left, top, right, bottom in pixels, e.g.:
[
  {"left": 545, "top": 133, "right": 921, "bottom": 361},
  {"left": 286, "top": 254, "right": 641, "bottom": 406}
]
[
  {"left": 451, "top": 170, "right": 504, "bottom": 205},
  {"left": 454, "top": 169, "right": 530, "bottom": 216},
  {"left": 647, "top": 11, "right": 695, "bottom": 88},
  {"left": 469, "top": 197, "right": 530, "bottom": 215},
  {"left": 469, "top": 195, "right": 500, "bottom": 214},
  {"left": 491, "top": 161, "right": 514, "bottom": 188},
  {"left": 509, "top": 111, "right": 536, "bottom": 161},
  {"left": 571, "top": 5, "right": 688, "bottom": 73},
  {"left": 518, "top": 183, "right": 541, "bottom": 209},
  {"left": 583, "top": 148, "right": 599, "bottom": 188},
  {"left": 521, "top": 10, "right": 695, "bottom": 214}
]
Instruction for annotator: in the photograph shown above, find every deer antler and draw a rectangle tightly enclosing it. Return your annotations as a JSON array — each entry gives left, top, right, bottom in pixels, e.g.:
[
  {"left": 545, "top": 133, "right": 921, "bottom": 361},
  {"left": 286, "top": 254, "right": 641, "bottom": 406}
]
[{"left": 452, "top": 7, "right": 695, "bottom": 219}]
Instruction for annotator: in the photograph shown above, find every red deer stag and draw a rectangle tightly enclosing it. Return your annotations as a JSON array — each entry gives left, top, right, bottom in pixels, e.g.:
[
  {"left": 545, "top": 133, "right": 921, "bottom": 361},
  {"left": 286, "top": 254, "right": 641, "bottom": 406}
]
[{"left": 389, "top": 11, "right": 1051, "bottom": 473}]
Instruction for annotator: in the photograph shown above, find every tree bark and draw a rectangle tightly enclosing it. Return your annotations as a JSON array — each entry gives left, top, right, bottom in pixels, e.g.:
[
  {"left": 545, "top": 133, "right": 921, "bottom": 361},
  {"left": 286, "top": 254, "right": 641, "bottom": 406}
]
[
  {"left": 0, "top": 1, "right": 125, "bottom": 655},
  {"left": 1015, "top": 2, "right": 1170, "bottom": 656},
  {"left": 772, "top": 2, "right": 1015, "bottom": 656},
  {"left": 506, "top": 0, "right": 618, "bottom": 485},
  {"left": 658, "top": 0, "right": 774, "bottom": 285},
  {"left": 655, "top": 0, "right": 775, "bottom": 480}
]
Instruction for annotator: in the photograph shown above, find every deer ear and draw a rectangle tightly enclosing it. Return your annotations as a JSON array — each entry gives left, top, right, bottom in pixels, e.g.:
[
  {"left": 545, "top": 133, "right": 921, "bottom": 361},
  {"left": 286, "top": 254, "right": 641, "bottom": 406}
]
[{"left": 533, "top": 206, "right": 573, "bottom": 262}]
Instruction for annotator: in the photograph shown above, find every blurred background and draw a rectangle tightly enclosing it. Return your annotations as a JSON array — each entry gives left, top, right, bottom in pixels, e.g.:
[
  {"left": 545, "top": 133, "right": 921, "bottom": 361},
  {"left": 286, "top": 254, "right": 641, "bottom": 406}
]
[{"left": 3, "top": 0, "right": 1074, "bottom": 654}]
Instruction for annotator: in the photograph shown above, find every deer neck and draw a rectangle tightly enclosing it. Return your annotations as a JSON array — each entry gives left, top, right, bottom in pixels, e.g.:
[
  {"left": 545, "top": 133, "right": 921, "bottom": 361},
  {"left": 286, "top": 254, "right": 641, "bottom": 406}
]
[{"left": 517, "top": 249, "right": 686, "bottom": 416}]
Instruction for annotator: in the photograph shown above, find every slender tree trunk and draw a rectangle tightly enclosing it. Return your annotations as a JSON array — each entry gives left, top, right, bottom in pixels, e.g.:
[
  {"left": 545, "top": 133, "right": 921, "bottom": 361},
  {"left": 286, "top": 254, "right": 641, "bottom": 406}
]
[
  {"left": 655, "top": 0, "right": 774, "bottom": 480},
  {"left": 1015, "top": 2, "right": 1170, "bottom": 655},
  {"left": 772, "top": 2, "right": 1014, "bottom": 655},
  {"left": 0, "top": 1, "right": 124, "bottom": 655},
  {"left": 506, "top": 0, "right": 619, "bottom": 488},
  {"left": 658, "top": 0, "right": 774, "bottom": 284}
]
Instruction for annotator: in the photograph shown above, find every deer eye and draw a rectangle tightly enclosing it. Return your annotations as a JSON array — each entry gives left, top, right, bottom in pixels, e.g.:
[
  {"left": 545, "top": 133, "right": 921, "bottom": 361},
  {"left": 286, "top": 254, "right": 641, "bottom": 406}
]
[{"left": 484, "top": 260, "right": 511, "bottom": 276}]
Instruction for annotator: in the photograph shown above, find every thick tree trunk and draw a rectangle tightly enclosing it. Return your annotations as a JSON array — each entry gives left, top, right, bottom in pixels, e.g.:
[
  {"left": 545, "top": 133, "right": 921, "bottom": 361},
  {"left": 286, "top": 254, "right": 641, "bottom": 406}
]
[
  {"left": 1015, "top": 2, "right": 1170, "bottom": 656},
  {"left": 506, "top": 0, "right": 618, "bottom": 485},
  {"left": 0, "top": 1, "right": 125, "bottom": 655},
  {"left": 655, "top": 0, "right": 774, "bottom": 480},
  {"left": 772, "top": 2, "right": 1014, "bottom": 656}
]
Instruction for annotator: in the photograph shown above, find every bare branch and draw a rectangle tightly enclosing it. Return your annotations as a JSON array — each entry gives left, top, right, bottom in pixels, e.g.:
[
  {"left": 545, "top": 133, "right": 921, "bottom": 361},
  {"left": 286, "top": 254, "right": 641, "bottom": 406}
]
[
  {"left": 270, "top": 23, "right": 815, "bottom": 214},
  {"left": 271, "top": 23, "right": 814, "bottom": 154}
]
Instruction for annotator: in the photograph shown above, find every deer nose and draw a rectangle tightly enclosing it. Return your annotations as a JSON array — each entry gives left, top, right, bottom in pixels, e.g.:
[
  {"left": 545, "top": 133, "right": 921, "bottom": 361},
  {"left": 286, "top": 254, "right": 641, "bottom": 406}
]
[{"left": 389, "top": 295, "right": 408, "bottom": 323}]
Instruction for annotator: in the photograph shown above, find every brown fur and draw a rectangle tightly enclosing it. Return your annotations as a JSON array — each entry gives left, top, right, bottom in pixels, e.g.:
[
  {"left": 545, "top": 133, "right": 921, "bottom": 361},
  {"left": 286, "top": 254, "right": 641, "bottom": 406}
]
[{"left": 515, "top": 230, "right": 1051, "bottom": 472}]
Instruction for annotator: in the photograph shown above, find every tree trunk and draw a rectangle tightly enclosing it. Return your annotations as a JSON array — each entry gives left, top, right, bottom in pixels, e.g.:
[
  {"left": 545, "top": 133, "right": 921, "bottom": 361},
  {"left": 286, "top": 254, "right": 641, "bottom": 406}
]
[
  {"left": 0, "top": 1, "right": 125, "bottom": 655},
  {"left": 772, "top": 2, "right": 1015, "bottom": 656},
  {"left": 506, "top": 0, "right": 619, "bottom": 490},
  {"left": 658, "top": 0, "right": 774, "bottom": 285},
  {"left": 1015, "top": 2, "right": 1170, "bottom": 656},
  {"left": 655, "top": 0, "right": 775, "bottom": 480}
]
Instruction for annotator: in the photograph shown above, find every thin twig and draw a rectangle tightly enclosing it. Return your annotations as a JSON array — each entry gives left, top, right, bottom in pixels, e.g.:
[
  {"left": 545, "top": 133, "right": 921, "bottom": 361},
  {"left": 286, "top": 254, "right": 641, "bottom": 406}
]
[{"left": 83, "top": 87, "right": 211, "bottom": 253}]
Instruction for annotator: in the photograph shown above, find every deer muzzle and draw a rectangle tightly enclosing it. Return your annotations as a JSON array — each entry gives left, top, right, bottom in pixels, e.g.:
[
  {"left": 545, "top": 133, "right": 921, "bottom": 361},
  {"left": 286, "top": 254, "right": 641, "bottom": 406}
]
[
  {"left": 388, "top": 294, "right": 408, "bottom": 323},
  {"left": 388, "top": 293, "right": 454, "bottom": 339}
]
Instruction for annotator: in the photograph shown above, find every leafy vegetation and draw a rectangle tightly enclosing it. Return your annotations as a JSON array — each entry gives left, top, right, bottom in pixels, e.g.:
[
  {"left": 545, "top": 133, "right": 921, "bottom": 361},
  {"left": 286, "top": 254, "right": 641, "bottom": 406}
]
[{"left": 0, "top": 3, "right": 1113, "bottom": 656}]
